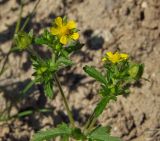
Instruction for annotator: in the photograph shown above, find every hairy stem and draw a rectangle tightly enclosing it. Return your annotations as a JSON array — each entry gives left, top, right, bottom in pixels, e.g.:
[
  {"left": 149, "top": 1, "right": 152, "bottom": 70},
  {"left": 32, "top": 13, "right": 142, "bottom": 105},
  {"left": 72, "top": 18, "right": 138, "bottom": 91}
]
[
  {"left": 83, "top": 109, "right": 98, "bottom": 134},
  {"left": 83, "top": 111, "right": 95, "bottom": 132},
  {"left": 20, "top": 0, "right": 41, "bottom": 31},
  {"left": 54, "top": 73, "right": 75, "bottom": 128},
  {"left": 15, "top": 0, "right": 24, "bottom": 34},
  {"left": 86, "top": 117, "right": 97, "bottom": 133}
]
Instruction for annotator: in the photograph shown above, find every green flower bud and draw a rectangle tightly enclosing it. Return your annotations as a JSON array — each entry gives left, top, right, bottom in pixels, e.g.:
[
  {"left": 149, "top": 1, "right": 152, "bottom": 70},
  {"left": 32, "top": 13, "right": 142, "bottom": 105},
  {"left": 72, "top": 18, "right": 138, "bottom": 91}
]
[
  {"left": 110, "top": 86, "right": 116, "bottom": 94},
  {"left": 128, "top": 64, "right": 144, "bottom": 80},
  {"left": 15, "top": 31, "right": 32, "bottom": 50},
  {"left": 37, "top": 67, "right": 47, "bottom": 75}
]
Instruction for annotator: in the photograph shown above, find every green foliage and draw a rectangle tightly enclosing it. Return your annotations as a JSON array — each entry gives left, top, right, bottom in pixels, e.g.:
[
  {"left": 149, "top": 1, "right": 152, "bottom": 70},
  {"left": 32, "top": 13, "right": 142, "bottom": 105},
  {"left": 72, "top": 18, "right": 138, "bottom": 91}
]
[
  {"left": 71, "top": 128, "right": 86, "bottom": 140},
  {"left": 31, "top": 53, "right": 76, "bottom": 98},
  {"left": 32, "top": 123, "right": 72, "bottom": 141},
  {"left": 15, "top": 108, "right": 52, "bottom": 118},
  {"left": 65, "top": 41, "right": 84, "bottom": 53},
  {"left": 31, "top": 57, "right": 56, "bottom": 98},
  {"left": 83, "top": 66, "right": 107, "bottom": 85},
  {"left": 56, "top": 56, "right": 74, "bottom": 66},
  {"left": 94, "top": 96, "right": 115, "bottom": 118},
  {"left": 32, "top": 123, "right": 87, "bottom": 141},
  {"left": 14, "top": 31, "right": 32, "bottom": 50},
  {"left": 44, "top": 81, "right": 54, "bottom": 98},
  {"left": 83, "top": 59, "right": 144, "bottom": 135},
  {"left": 21, "top": 80, "right": 35, "bottom": 95},
  {"left": 34, "top": 29, "right": 83, "bottom": 54},
  {"left": 16, "top": 110, "right": 33, "bottom": 117},
  {"left": 34, "top": 29, "right": 57, "bottom": 47},
  {"left": 27, "top": 27, "right": 83, "bottom": 99},
  {"left": 88, "top": 126, "right": 121, "bottom": 141},
  {"left": 128, "top": 63, "right": 144, "bottom": 80},
  {"left": 84, "top": 60, "right": 144, "bottom": 98}
]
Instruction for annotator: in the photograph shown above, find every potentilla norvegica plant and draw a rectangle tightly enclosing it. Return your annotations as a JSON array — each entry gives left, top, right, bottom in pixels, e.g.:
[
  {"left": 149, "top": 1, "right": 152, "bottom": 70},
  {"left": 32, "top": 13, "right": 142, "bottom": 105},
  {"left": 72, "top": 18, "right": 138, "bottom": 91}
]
[{"left": 14, "top": 16, "right": 144, "bottom": 141}]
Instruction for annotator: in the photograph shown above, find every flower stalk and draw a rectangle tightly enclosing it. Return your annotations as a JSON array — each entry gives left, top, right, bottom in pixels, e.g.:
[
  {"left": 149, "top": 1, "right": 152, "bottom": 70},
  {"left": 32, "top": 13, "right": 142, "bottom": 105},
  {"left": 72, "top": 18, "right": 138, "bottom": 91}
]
[{"left": 54, "top": 73, "right": 75, "bottom": 128}]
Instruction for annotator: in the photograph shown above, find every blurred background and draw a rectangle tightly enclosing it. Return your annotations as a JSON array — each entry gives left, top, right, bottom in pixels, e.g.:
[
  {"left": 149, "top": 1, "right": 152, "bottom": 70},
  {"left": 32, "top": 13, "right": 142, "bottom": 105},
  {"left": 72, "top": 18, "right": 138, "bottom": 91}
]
[{"left": 0, "top": 0, "right": 160, "bottom": 141}]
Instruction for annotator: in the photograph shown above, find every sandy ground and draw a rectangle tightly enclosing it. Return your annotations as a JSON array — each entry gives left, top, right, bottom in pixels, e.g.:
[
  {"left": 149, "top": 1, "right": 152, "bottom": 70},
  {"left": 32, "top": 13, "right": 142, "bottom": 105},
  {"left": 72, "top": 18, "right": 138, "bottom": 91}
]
[{"left": 0, "top": 0, "right": 160, "bottom": 141}]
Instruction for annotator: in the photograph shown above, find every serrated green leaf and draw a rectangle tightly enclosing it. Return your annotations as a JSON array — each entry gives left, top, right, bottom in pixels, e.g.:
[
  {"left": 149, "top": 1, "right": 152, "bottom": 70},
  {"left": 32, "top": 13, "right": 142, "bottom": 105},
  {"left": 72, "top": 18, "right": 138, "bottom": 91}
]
[
  {"left": 83, "top": 65, "right": 107, "bottom": 85},
  {"left": 60, "top": 50, "right": 69, "bottom": 58},
  {"left": 57, "top": 57, "right": 74, "bottom": 66},
  {"left": 44, "top": 82, "right": 53, "bottom": 99},
  {"left": 65, "top": 42, "right": 84, "bottom": 53},
  {"left": 32, "top": 123, "right": 72, "bottom": 141},
  {"left": 34, "top": 37, "right": 48, "bottom": 45},
  {"left": 34, "top": 29, "right": 53, "bottom": 45},
  {"left": 94, "top": 97, "right": 110, "bottom": 118},
  {"left": 88, "top": 127, "right": 121, "bottom": 141}
]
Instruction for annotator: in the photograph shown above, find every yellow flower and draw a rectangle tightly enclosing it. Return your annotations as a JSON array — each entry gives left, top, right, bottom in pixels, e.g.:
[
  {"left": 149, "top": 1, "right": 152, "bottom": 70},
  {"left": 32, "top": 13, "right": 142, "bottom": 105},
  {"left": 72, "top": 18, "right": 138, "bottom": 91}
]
[
  {"left": 50, "top": 17, "right": 79, "bottom": 45},
  {"left": 102, "top": 52, "right": 128, "bottom": 63}
]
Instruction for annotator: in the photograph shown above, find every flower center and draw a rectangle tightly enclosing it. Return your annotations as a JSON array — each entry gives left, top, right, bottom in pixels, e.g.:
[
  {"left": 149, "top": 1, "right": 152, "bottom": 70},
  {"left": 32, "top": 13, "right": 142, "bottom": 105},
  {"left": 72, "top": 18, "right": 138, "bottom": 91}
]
[
  {"left": 109, "top": 54, "right": 121, "bottom": 63},
  {"left": 59, "top": 26, "right": 69, "bottom": 36}
]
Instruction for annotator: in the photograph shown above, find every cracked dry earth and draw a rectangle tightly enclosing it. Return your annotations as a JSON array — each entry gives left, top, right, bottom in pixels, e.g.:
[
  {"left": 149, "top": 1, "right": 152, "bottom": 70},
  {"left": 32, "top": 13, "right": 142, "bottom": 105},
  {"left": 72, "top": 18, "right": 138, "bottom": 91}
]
[{"left": 0, "top": 0, "right": 160, "bottom": 141}]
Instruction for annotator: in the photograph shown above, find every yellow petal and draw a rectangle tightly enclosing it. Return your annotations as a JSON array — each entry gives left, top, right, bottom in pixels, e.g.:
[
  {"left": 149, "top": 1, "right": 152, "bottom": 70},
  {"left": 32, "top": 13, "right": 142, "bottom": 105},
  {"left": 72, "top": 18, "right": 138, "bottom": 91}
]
[
  {"left": 55, "top": 17, "right": 63, "bottom": 27},
  {"left": 120, "top": 53, "right": 128, "bottom": 59},
  {"left": 60, "top": 36, "right": 68, "bottom": 44},
  {"left": 70, "top": 33, "right": 79, "bottom": 40},
  {"left": 50, "top": 27, "right": 59, "bottom": 35},
  {"left": 115, "top": 52, "right": 120, "bottom": 56},
  {"left": 67, "top": 20, "right": 76, "bottom": 29},
  {"left": 106, "top": 52, "right": 113, "bottom": 58},
  {"left": 106, "top": 52, "right": 121, "bottom": 63}
]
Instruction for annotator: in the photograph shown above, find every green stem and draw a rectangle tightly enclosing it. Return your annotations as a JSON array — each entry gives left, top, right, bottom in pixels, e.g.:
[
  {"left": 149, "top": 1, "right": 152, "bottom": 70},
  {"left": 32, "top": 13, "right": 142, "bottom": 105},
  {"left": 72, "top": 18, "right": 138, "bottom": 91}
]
[
  {"left": 87, "top": 117, "right": 97, "bottom": 133},
  {"left": 83, "top": 109, "right": 98, "bottom": 134},
  {"left": 20, "top": 0, "right": 41, "bottom": 31},
  {"left": 54, "top": 73, "right": 75, "bottom": 128},
  {"left": 15, "top": 0, "right": 24, "bottom": 34},
  {"left": 0, "top": 0, "right": 41, "bottom": 75},
  {"left": 0, "top": 0, "right": 24, "bottom": 75},
  {"left": 83, "top": 111, "right": 95, "bottom": 132}
]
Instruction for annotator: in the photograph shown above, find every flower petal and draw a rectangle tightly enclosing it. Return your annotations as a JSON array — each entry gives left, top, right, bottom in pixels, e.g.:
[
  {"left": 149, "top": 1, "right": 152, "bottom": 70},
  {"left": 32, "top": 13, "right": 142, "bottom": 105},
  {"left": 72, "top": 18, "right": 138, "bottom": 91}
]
[
  {"left": 120, "top": 53, "right": 128, "bottom": 60},
  {"left": 50, "top": 27, "right": 59, "bottom": 35},
  {"left": 60, "top": 36, "right": 68, "bottom": 44},
  {"left": 55, "top": 17, "right": 63, "bottom": 27},
  {"left": 106, "top": 52, "right": 113, "bottom": 58},
  {"left": 70, "top": 33, "right": 79, "bottom": 40},
  {"left": 67, "top": 20, "right": 77, "bottom": 29}
]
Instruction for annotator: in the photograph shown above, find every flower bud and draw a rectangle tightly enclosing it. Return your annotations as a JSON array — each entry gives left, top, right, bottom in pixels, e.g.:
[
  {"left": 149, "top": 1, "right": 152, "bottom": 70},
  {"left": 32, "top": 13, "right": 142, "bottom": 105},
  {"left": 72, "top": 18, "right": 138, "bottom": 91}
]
[
  {"left": 128, "top": 64, "right": 144, "bottom": 80},
  {"left": 14, "top": 31, "right": 32, "bottom": 50},
  {"left": 37, "top": 67, "right": 47, "bottom": 75}
]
